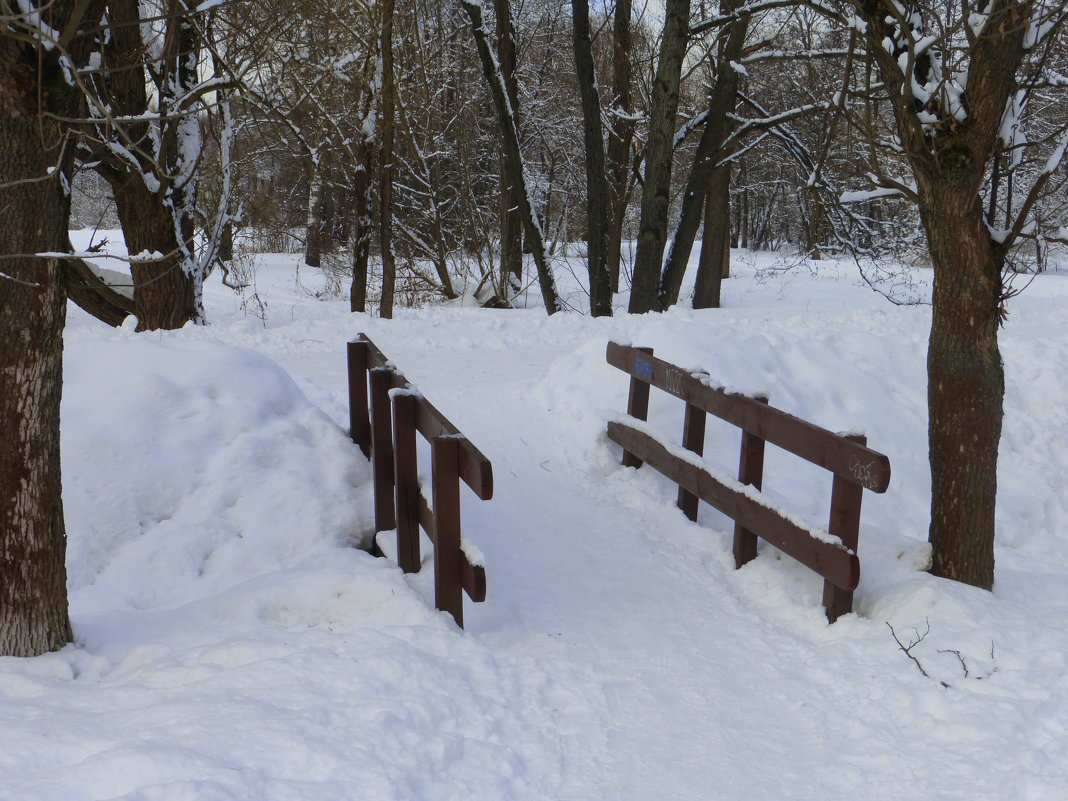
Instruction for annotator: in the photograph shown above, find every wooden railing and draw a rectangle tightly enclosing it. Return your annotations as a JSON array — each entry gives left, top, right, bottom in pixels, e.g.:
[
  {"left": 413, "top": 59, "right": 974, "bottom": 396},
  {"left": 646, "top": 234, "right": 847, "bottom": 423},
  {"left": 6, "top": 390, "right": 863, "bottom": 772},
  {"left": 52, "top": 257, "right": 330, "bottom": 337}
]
[
  {"left": 606, "top": 342, "right": 891, "bottom": 622},
  {"left": 347, "top": 333, "right": 492, "bottom": 627}
]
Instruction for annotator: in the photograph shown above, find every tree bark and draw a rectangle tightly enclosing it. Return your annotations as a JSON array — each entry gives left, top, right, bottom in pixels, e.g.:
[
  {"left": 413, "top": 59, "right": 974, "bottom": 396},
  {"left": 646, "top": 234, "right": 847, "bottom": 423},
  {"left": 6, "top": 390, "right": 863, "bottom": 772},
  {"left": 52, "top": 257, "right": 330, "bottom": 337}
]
[
  {"left": 305, "top": 159, "right": 324, "bottom": 268},
  {"left": 493, "top": 0, "right": 523, "bottom": 298},
  {"left": 627, "top": 0, "right": 691, "bottom": 313},
  {"left": 922, "top": 183, "right": 1003, "bottom": 588},
  {"left": 0, "top": 2, "right": 87, "bottom": 657},
  {"left": 571, "top": 0, "right": 612, "bottom": 316},
  {"left": 693, "top": 163, "right": 732, "bottom": 308},
  {"left": 604, "top": 0, "right": 634, "bottom": 294},
  {"left": 378, "top": 0, "right": 398, "bottom": 319}
]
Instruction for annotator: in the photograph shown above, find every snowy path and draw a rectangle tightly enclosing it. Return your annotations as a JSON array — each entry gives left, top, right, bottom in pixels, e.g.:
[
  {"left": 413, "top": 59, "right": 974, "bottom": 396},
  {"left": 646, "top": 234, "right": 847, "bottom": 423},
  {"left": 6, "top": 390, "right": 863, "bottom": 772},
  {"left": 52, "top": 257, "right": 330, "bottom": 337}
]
[{"left": 3, "top": 254, "right": 1068, "bottom": 799}]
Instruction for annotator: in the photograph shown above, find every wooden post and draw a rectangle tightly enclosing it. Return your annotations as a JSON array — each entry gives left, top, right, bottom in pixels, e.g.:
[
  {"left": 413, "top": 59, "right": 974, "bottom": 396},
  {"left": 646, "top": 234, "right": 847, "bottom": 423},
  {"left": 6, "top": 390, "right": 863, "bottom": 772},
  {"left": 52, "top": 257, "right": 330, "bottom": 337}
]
[
  {"left": 823, "top": 433, "right": 865, "bottom": 622},
  {"left": 431, "top": 436, "right": 464, "bottom": 626},
  {"left": 347, "top": 340, "right": 370, "bottom": 458},
  {"left": 392, "top": 393, "right": 421, "bottom": 573},
  {"left": 369, "top": 367, "right": 396, "bottom": 534},
  {"left": 622, "top": 346, "right": 654, "bottom": 468},
  {"left": 733, "top": 395, "right": 767, "bottom": 568},
  {"left": 677, "top": 402, "right": 706, "bottom": 521}
]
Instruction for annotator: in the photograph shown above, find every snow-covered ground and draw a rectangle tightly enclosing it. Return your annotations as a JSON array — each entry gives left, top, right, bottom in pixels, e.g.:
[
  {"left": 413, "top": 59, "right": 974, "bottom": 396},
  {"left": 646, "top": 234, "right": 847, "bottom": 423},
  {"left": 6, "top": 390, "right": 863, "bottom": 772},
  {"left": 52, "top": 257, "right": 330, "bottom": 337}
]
[{"left": 3, "top": 237, "right": 1068, "bottom": 800}]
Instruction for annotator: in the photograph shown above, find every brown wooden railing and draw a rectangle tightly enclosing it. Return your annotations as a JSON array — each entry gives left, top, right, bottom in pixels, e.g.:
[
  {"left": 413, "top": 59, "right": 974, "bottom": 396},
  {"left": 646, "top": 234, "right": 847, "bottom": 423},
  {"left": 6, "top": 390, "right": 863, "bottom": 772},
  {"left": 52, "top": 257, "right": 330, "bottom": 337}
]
[
  {"left": 348, "top": 333, "right": 492, "bottom": 627},
  {"left": 606, "top": 342, "right": 891, "bottom": 622}
]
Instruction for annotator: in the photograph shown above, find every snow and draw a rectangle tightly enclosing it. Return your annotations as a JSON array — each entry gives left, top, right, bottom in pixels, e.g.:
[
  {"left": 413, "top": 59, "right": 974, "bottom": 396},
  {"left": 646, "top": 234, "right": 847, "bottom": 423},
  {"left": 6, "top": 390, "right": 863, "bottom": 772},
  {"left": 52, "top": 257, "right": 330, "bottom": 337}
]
[{"left": 4, "top": 239, "right": 1068, "bottom": 798}]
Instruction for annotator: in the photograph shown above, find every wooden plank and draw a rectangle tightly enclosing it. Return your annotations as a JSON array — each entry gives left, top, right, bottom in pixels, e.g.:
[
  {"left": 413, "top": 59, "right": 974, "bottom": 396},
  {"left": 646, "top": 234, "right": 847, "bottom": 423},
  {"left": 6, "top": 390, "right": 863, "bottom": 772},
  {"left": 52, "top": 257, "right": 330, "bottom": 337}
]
[
  {"left": 823, "top": 435, "right": 866, "bottom": 621},
  {"left": 677, "top": 402, "right": 706, "bottom": 521},
  {"left": 622, "top": 346, "right": 653, "bottom": 468},
  {"left": 392, "top": 393, "right": 421, "bottom": 573},
  {"left": 606, "top": 342, "right": 891, "bottom": 492},
  {"left": 431, "top": 437, "right": 465, "bottom": 626},
  {"left": 733, "top": 396, "right": 767, "bottom": 569},
  {"left": 347, "top": 340, "right": 371, "bottom": 458},
  {"left": 369, "top": 368, "right": 396, "bottom": 533},
  {"left": 418, "top": 494, "right": 486, "bottom": 602},
  {"left": 607, "top": 421, "right": 859, "bottom": 591}
]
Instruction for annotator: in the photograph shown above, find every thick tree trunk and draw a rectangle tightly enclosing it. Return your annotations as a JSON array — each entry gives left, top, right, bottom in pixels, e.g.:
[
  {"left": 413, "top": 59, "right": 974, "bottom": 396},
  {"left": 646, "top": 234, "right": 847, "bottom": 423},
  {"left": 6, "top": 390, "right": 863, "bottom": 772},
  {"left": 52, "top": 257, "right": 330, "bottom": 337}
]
[
  {"left": 693, "top": 164, "right": 732, "bottom": 309},
  {"left": 110, "top": 174, "right": 197, "bottom": 331},
  {"left": 571, "top": 0, "right": 612, "bottom": 317},
  {"left": 0, "top": 17, "right": 79, "bottom": 657},
  {"left": 627, "top": 0, "right": 691, "bottom": 313},
  {"left": 922, "top": 184, "right": 1004, "bottom": 589},
  {"left": 494, "top": 0, "right": 523, "bottom": 297}
]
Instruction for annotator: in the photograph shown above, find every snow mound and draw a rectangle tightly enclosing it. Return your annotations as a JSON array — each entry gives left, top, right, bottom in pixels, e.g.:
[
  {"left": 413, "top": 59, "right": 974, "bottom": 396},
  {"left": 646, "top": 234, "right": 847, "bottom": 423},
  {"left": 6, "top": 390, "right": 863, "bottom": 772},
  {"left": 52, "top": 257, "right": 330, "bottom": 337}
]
[{"left": 62, "top": 337, "right": 374, "bottom": 609}]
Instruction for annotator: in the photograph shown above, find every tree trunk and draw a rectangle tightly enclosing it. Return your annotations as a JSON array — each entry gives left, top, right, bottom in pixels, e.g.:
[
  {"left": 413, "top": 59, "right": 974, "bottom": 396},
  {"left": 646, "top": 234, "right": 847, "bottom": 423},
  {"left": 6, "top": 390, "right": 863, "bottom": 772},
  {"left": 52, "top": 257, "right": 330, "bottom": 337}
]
[
  {"left": 571, "top": 0, "right": 612, "bottom": 317},
  {"left": 461, "top": 0, "right": 560, "bottom": 314},
  {"left": 494, "top": 0, "right": 523, "bottom": 298},
  {"left": 379, "top": 0, "right": 397, "bottom": 319},
  {"left": 604, "top": 0, "right": 634, "bottom": 294},
  {"left": 94, "top": 0, "right": 198, "bottom": 331},
  {"left": 110, "top": 173, "right": 197, "bottom": 331},
  {"left": 351, "top": 151, "right": 373, "bottom": 313},
  {"left": 627, "top": 0, "right": 691, "bottom": 313},
  {"left": 657, "top": 6, "right": 746, "bottom": 310},
  {"left": 0, "top": 9, "right": 82, "bottom": 657},
  {"left": 922, "top": 182, "right": 1004, "bottom": 589},
  {"left": 305, "top": 159, "right": 324, "bottom": 268},
  {"left": 693, "top": 164, "right": 732, "bottom": 308},
  {"left": 853, "top": 0, "right": 1030, "bottom": 590}
]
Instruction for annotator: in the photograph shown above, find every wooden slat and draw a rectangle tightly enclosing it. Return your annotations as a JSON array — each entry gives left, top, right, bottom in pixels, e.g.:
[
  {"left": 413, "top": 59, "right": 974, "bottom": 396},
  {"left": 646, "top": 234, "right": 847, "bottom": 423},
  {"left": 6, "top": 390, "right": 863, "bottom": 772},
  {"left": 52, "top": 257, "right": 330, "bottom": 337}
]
[
  {"left": 417, "top": 493, "right": 487, "bottom": 602},
  {"left": 823, "top": 434, "right": 866, "bottom": 621},
  {"left": 606, "top": 342, "right": 891, "bottom": 492},
  {"left": 622, "top": 346, "right": 653, "bottom": 468},
  {"left": 733, "top": 396, "right": 767, "bottom": 569},
  {"left": 392, "top": 393, "right": 421, "bottom": 574},
  {"left": 347, "top": 340, "right": 370, "bottom": 458},
  {"left": 677, "top": 401, "right": 706, "bottom": 521},
  {"left": 608, "top": 421, "right": 859, "bottom": 591},
  {"left": 369, "top": 368, "right": 396, "bottom": 533}
]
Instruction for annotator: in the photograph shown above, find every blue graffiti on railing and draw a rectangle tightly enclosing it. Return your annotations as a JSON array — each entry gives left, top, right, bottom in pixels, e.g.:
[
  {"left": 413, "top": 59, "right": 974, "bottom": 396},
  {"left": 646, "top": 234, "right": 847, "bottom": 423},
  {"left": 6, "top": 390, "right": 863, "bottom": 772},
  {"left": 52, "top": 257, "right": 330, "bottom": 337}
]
[{"left": 634, "top": 357, "right": 654, "bottom": 382}]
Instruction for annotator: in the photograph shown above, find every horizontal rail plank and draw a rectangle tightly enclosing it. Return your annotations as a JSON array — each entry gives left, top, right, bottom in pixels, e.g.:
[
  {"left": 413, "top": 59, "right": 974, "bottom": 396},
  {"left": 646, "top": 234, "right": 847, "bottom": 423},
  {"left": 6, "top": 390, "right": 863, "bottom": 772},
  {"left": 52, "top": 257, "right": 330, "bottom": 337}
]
[
  {"left": 608, "top": 421, "right": 859, "bottom": 591},
  {"left": 418, "top": 493, "right": 487, "bottom": 602},
  {"left": 354, "top": 333, "right": 493, "bottom": 500},
  {"left": 606, "top": 341, "right": 890, "bottom": 492}
]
